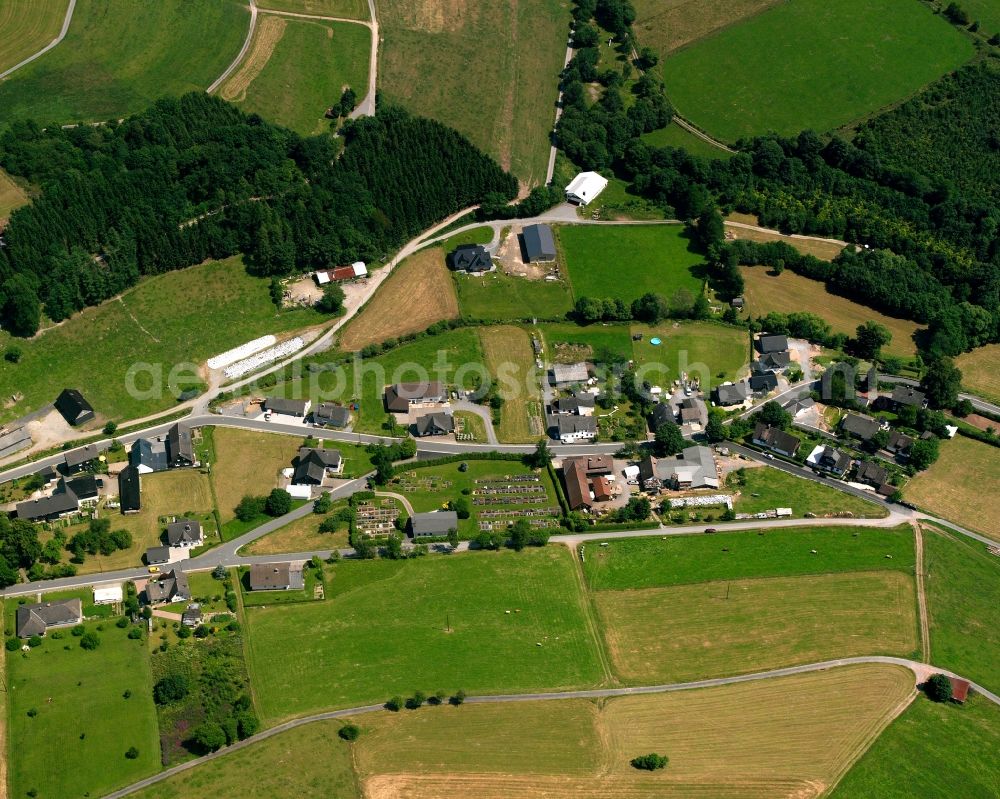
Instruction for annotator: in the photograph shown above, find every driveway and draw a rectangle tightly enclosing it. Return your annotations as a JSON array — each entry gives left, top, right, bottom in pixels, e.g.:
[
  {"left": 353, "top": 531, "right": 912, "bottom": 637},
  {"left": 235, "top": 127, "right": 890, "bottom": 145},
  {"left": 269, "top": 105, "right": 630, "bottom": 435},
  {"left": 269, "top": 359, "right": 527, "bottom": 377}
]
[
  {"left": 787, "top": 338, "right": 814, "bottom": 382},
  {"left": 450, "top": 400, "right": 499, "bottom": 445}
]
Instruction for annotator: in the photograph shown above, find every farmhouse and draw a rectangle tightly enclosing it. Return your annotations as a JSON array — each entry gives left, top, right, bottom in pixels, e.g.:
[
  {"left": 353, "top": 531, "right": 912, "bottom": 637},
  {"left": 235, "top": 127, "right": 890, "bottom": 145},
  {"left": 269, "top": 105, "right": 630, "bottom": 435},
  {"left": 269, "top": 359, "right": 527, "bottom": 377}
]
[
  {"left": 807, "top": 444, "right": 852, "bottom": 475},
  {"left": 552, "top": 393, "right": 595, "bottom": 416},
  {"left": 166, "top": 519, "right": 204, "bottom": 548},
  {"left": 414, "top": 412, "right": 455, "bottom": 436},
  {"left": 166, "top": 423, "right": 196, "bottom": 467},
  {"left": 54, "top": 388, "right": 95, "bottom": 426},
  {"left": 145, "top": 545, "right": 171, "bottom": 566},
  {"left": 293, "top": 447, "right": 343, "bottom": 484},
  {"left": 313, "top": 402, "right": 350, "bottom": 428},
  {"left": 93, "top": 585, "right": 123, "bottom": 605},
  {"left": 521, "top": 224, "right": 556, "bottom": 262},
  {"left": 753, "top": 423, "right": 801, "bottom": 457},
  {"left": 63, "top": 444, "right": 106, "bottom": 475},
  {"left": 144, "top": 570, "right": 190, "bottom": 604},
  {"left": 314, "top": 262, "right": 368, "bottom": 284},
  {"left": 712, "top": 381, "right": 751, "bottom": 407},
  {"left": 384, "top": 381, "right": 446, "bottom": 413},
  {"left": 448, "top": 244, "right": 493, "bottom": 273},
  {"left": 66, "top": 475, "right": 100, "bottom": 503},
  {"left": 565, "top": 171, "right": 608, "bottom": 206},
  {"left": 263, "top": 397, "right": 312, "bottom": 418},
  {"left": 15, "top": 599, "right": 83, "bottom": 638},
  {"left": 561, "top": 456, "right": 615, "bottom": 510},
  {"left": 841, "top": 412, "right": 880, "bottom": 441},
  {"left": 410, "top": 510, "right": 459, "bottom": 538},
  {"left": 249, "top": 562, "right": 304, "bottom": 591},
  {"left": 549, "top": 415, "right": 597, "bottom": 444},
  {"left": 129, "top": 438, "right": 167, "bottom": 473},
  {"left": 639, "top": 446, "right": 719, "bottom": 491},
  {"left": 549, "top": 362, "right": 589, "bottom": 387},
  {"left": 118, "top": 465, "right": 141, "bottom": 514}
]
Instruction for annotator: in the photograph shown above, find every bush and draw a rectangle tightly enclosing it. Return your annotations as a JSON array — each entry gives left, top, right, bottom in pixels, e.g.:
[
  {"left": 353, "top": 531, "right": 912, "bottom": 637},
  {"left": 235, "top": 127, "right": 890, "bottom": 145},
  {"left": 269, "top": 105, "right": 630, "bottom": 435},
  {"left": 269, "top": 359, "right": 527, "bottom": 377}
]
[
  {"left": 265, "top": 488, "right": 293, "bottom": 516},
  {"left": 27, "top": 635, "right": 42, "bottom": 648},
  {"left": 212, "top": 564, "right": 227, "bottom": 580},
  {"left": 385, "top": 696, "right": 403, "bottom": 712},
  {"left": 450, "top": 689, "right": 466, "bottom": 706},
  {"left": 194, "top": 624, "right": 210, "bottom": 639},
  {"left": 338, "top": 723, "right": 360, "bottom": 741},
  {"left": 124, "top": 746, "right": 139, "bottom": 760},
  {"left": 71, "top": 625, "right": 85, "bottom": 637},
  {"left": 26, "top": 708, "right": 38, "bottom": 718},
  {"left": 5, "top": 638, "right": 20, "bottom": 651},
  {"left": 103, "top": 421, "right": 118, "bottom": 435},
  {"left": 123, "top": 689, "right": 132, "bottom": 699},
  {"left": 116, "top": 617, "right": 129, "bottom": 628},
  {"left": 127, "top": 627, "right": 142, "bottom": 640},
  {"left": 630, "top": 753, "right": 669, "bottom": 771},
  {"left": 235, "top": 495, "right": 266, "bottom": 522},
  {"left": 176, "top": 624, "right": 192, "bottom": 639},
  {"left": 79, "top": 632, "right": 100, "bottom": 650},
  {"left": 153, "top": 674, "right": 190, "bottom": 704},
  {"left": 4, "top": 346, "right": 21, "bottom": 363},
  {"left": 236, "top": 711, "right": 259, "bottom": 739},
  {"left": 405, "top": 691, "right": 426, "bottom": 709},
  {"left": 925, "top": 673, "right": 954, "bottom": 703},
  {"left": 191, "top": 721, "right": 227, "bottom": 753}
]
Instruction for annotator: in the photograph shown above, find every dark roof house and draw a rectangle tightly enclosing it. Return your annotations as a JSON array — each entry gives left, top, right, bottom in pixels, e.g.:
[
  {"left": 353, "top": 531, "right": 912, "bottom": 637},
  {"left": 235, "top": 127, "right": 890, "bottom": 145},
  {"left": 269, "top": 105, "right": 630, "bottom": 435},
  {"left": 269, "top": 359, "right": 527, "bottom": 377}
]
[
  {"left": 753, "top": 423, "right": 801, "bottom": 457},
  {"left": 65, "top": 475, "right": 99, "bottom": 500},
  {"left": 713, "top": 381, "right": 751, "bottom": 406},
  {"left": 313, "top": 403, "right": 350, "bottom": 428},
  {"left": 15, "top": 599, "right": 83, "bottom": 638},
  {"left": 145, "top": 545, "right": 171, "bottom": 565},
  {"left": 166, "top": 519, "right": 204, "bottom": 546},
  {"left": 553, "top": 394, "right": 596, "bottom": 415},
  {"left": 63, "top": 443, "right": 106, "bottom": 474},
  {"left": 263, "top": 398, "right": 312, "bottom": 417},
  {"left": 561, "top": 457, "right": 592, "bottom": 510},
  {"left": 448, "top": 244, "right": 493, "bottom": 273},
  {"left": 749, "top": 373, "right": 778, "bottom": 393},
  {"left": 15, "top": 485, "right": 79, "bottom": 521},
  {"left": 118, "top": 465, "right": 141, "bottom": 513},
  {"left": 384, "top": 381, "right": 446, "bottom": 413},
  {"left": 892, "top": 385, "right": 927, "bottom": 409},
  {"left": 249, "top": 562, "right": 304, "bottom": 591},
  {"left": 181, "top": 604, "right": 203, "bottom": 628},
  {"left": 415, "top": 412, "right": 455, "bottom": 436},
  {"left": 812, "top": 445, "right": 852, "bottom": 474},
  {"left": 130, "top": 438, "right": 168, "bottom": 473},
  {"left": 886, "top": 431, "right": 915, "bottom": 454},
  {"left": 758, "top": 334, "right": 789, "bottom": 354},
  {"left": 166, "top": 424, "right": 196, "bottom": 467},
  {"left": 521, "top": 224, "right": 556, "bottom": 262},
  {"left": 841, "top": 413, "right": 880, "bottom": 441},
  {"left": 55, "top": 389, "right": 95, "bottom": 426},
  {"left": 145, "top": 570, "right": 191, "bottom": 604},
  {"left": 754, "top": 351, "right": 792, "bottom": 372},
  {"left": 410, "top": 511, "right": 459, "bottom": 538},
  {"left": 293, "top": 447, "right": 343, "bottom": 484},
  {"left": 856, "top": 460, "right": 889, "bottom": 488},
  {"left": 649, "top": 403, "right": 673, "bottom": 428}
]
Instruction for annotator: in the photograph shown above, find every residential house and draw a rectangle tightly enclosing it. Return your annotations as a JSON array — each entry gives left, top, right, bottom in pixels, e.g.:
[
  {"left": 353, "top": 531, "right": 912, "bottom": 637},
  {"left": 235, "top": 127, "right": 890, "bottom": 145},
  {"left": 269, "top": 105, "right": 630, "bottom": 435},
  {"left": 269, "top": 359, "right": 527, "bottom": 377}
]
[
  {"left": 561, "top": 457, "right": 593, "bottom": 511},
  {"left": 807, "top": 445, "right": 852, "bottom": 475},
  {"left": 145, "top": 545, "right": 171, "bottom": 566},
  {"left": 54, "top": 388, "right": 95, "bottom": 426},
  {"left": 753, "top": 352, "right": 792, "bottom": 372},
  {"left": 448, "top": 244, "right": 493, "bottom": 273},
  {"left": 181, "top": 604, "right": 203, "bottom": 628},
  {"left": 855, "top": 460, "right": 889, "bottom": 489},
  {"left": 129, "top": 438, "right": 168, "bottom": 473},
  {"left": 730, "top": 296, "right": 745, "bottom": 310},
  {"left": 118, "top": 465, "right": 141, "bottom": 514},
  {"left": 649, "top": 402, "right": 673, "bottom": 428},
  {"left": 384, "top": 381, "right": 446, "bottom": 413},
  {"left": 415, "top": 412, "right": 455, "bottom": 436},
  {"left": 15, "top": 484, "right": 80, "bottom": 522},
  {"left": 549, "top": 363, "right": 589, "bottom": 387},
  {"left": 891, "top": 385, "right": 927, "bottom": 410},
  {"left": 66, "top": 475, "right": 100, "bottom": 506},
  {"left": 886, "top": 430, "right": 914, "bottom": 456},
  {"left": 757, "top": 334, "right": 789, "bottom": 354},
  {"left": 313, "top": 402, "right": 351, "bottom": 428},
  {"left": 753, "top": 423, "right": 802, "bottom": 457},
  {"left": 521, "top": 224, "right": 556, "bottom": 262},
  {"left": 677, "top": 397, "right": 702, "bottom": 424},
  {"left": 712, "top": 381, "right": 751, "bottom": 407},
  {"left": 15, "top": 599, "right": 83, "bottom": 638},
  {"left": 565, "top": 171, "right": 608, "bottom": 205},
  {"left": 550, "top": 415, "right": 597, "bottom": 444},
  {"left": 783, "top": 397, "right": 816, "bottom": 417},
  {"left": 749, "top": 372, "right": 778, "bottom": 394},
  {"left": 410, "top": 511, "right": 459, "bottom": 538},
  {"left": 638, "top": 447, "right": 718, "bottom": 492},
  {"left": 292, "top": 447, "right": 343, "bottom": 484},
  {"left": 63, "top": 444, "right": 106, "bottom": 475},
  {"left": 144, "top": 570, "right": 191, "bottom": 604},
  {"left": 841, "top": 412, "right": 880, "bottom": 441},
  {"left": 592, "top": 476, "right": 613, "bottom": 502},
  {"left": 553, "top": 394, "right": 595, "bottom": 416},
  {"left": 166, "top": 519, "right": 204, "bottom": 548},
  {"left": 166, "top": 423, "right": 197, "bottom": 467},
  {"left": 263, "top": 398, "right": 312, "bottom": 418}
]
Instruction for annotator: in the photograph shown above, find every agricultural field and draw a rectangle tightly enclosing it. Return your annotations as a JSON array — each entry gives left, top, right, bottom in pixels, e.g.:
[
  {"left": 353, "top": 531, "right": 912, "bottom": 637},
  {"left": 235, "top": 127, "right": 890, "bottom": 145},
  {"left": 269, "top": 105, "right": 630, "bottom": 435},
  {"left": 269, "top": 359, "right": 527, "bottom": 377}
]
[
  {"left": 577, "top": 177, "right": 669, "bottom": 221},
  {"left": 922, "top": 529, "right": 1000, "bottom": 694},
  {"left": 455, "top": 271, "right": 574, "bottom": 321},
  {"left": 596, "top": 570, "right": 918, "bottom": 683},
  {"left": 220, "top": 15, "right": 370, "bottom": 135},
  {"left": 241, "top": 503, "right": 349, "bottom": 553},
  {"left": 128, "top": 664, "right": 915, "bottom": 799},
  {"left": 633, "top": 0, "right": 779, "bottom": 55},
  {"left": 558, "top": 224, "right": 704, "bottom": 304},
  {"left": 244, "top": 548, "right": 605, "bottom": 721},
  {"left": 904, "top": 436, "right": 1000, "bottom": 543},
  {"left": 0, "top": 0, "right": 251, "bottom": 126},
  {"left": 957, "top": 344, "right": 1000, "bottom": 405},
  {"left": 378, "top": 0, "right": 567, "bottom": 186},
  {"left": 727, "top": 465, "right": 888, "bottom": 519},
  {"left": 0, "top": 168, "right": 29, "bottom": 225},
  {"left": 208, "top": 426, "right": 301, "bottom": 523},
  {"left": 740, "top": 266, "right": 920, "bottom": 357},
  {"left": 831, "top": 694, "right": 1000, "bottom": 799},
  {"left": 581, "top": 525, "right": 916, "bottom": 591},
  {"left": 640, "top": 121, "right": 736, "bottom": 159},
  {"left": 255, "top": 0, "right": 369, "bottom": 19},
  {"left": 479, "top": 326, "right": 544, "bottom": 442},
  {"left": 660, "top": 0, "right": 974, "bottom": 142},
  {"left": 0, "top": 0, "right": 69, "bottom": 74},
  {"left": 0, "top": 257, "right": 321, "bottom": 425},
  {"left": 6, "top": 620, "right": 159, "bottom": 799},
  {"left": 338, "top": 248, "right": 459, "bottom": 351},
  {"left": 630, "top": 321, "right": 748, "bottom": 388}
]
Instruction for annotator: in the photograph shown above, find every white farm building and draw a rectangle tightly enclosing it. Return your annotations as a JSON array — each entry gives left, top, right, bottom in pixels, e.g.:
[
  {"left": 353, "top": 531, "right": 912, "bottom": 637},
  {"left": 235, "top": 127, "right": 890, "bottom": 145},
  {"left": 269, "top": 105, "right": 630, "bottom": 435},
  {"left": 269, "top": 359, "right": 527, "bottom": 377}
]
[{"left": 565, "top": 171, "right": 608, "bottom": 206}]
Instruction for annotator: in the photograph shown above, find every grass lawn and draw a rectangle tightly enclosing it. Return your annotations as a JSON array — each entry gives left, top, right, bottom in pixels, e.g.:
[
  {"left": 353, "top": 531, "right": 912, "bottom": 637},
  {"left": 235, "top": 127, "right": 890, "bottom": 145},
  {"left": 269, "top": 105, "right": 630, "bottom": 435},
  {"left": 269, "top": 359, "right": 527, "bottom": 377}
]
[
  {"left": 661, "top": 0, "right": 974, "bottom": 142},
  {"left": 831, "top": 694, "right": 1000, "bottom": 799},
  {"left": 740, "top": 266, "right": 920, "bottom": 357},
  {"left": 437, "top": 225, "right": 494, "bottom": 252},
  {"left": 255, "top": 0, "right": 369, "bottom": 19},
  {"left": 640, "top": 121, "right": 735, "bottom": 159},
  {"left": 630, "top": 320, "right": 749, "bottom": 388},
  {"left": 0, "top": 0, "right": 251, "bottom": 126},
  {"left": 453, "top": 410, "right": 488, "bottom": 443},
  {"left": 727, "top": 465, "right": 887, "bottom": 519},
  {"left": 633, "top": 0, "right": 779, "bottom": 55},
  {"left": 581, "top": 525, "right": 915, "bottom": 591},
  {"left": 6, "top": 621, "right": 159, "bottom": 799},
  {"left": 596, "top": 570, "right": 918, "bottom": 683},
  {"left": 379, "top": 0, "right": 567, "bottom": 186},
  {"left": 0, "top": 257, "right": 321, "bottom": 425},
  {"left": 220, "top": 16, "right": 369, "bottom": 135},
  {"left": 0, "top": 0, "right": 69, "bottom": 74},
  {"left": 244, "top": 548, "right": 605, "bottom": 721},
  {"left": 559, "top": 224, "right": 703, "bottom": 304},
  {"left": 0, "top": 168, "right": 29, "bottom": 223},
  {"left": 455, "top": 270, "right": 574, "bottom": 320},
  {"left": 242, "top": 502, "right": 351, "bottom": 555},
  {"left": 539, "top": 321, "right": 634, "bottom": 364},
  {"left": 960, "top": 0, "right": 1000, "bottom": 35},
  {"left": 726, "top": 214, "right": 847, "bottom": 259},
  {"left": 479, "top": 325, "right": 544, "bottom": 442},
  {"left": 956, "top": 344, "right": 1000, "bottom": 405},
  {"left": 904, "top": 436, "right": 1000, "bottom": 543},
  {"left": 209, "top": 426, "right": 302, "bottom": 522},
  {"left": 338, "top": 247, "right": 459, "bottom": 351},
  {"left": 579, "top": 177, "right": 670, "bottom": 221},
  {"left": 922, "top": 529, "right": 1000, "bottom": 695}
]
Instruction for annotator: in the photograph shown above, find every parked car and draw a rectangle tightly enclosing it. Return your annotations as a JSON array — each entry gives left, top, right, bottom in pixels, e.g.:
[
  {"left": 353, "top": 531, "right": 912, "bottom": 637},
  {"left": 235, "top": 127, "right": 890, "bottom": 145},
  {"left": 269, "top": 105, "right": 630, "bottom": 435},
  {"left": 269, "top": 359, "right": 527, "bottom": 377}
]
[{"left": 704, "top": 528, "right": 717, "bottom": 534}]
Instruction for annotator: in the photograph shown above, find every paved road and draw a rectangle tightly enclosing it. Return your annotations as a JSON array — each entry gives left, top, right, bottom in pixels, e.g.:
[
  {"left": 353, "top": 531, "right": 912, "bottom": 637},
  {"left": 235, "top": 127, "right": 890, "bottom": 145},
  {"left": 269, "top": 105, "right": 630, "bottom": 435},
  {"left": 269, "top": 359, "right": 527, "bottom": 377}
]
[
  {"left": 349, "top": 0, "right": 379, "bottom": 117},
  {"left": 98, "top": 654, "right": 999, "bottom": 799},
  {"left": 879, "top": 373, "right": 1000, "bottom": 417},
  {"left": 206, "top": 0, "right": 257, "bottom": 94},
  {"left": 0, "top": 0, "right": 76, "bottom": 81}
]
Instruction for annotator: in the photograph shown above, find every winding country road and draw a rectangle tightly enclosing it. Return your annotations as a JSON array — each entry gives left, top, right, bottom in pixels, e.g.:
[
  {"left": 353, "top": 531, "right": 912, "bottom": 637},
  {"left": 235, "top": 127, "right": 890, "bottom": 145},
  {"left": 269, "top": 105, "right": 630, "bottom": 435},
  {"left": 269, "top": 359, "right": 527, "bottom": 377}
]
[
  {"left": 206, "top": 0, "right": 258, "bottom": 95},
  {"left": 98, "top": 654, "right": 999, "bottom": 799},
  {"left": 0, "top": 0, "right": 76, "bottom": 81}
]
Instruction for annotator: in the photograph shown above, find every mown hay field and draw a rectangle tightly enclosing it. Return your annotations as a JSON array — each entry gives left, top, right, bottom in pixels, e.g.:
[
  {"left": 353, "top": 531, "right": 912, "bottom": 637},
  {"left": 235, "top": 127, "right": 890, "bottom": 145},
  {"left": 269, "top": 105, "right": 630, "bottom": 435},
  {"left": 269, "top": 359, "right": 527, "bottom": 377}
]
[
  {"left": 210, "top": 426, "right": 302, "bottom": 522},
  {"left": 479, "top": 325, "right": 543, "bottom": 443},
  {"left": 630, "top": 320, "right": 749, "bottom": 388},
  {"left": 956, "top": 343, "right": 1000, "bottom": 405},
  {"left": 595, "top": 571, "right": 918, "bottom": 683},
  {"left": 633, "top": 0, "right": 779, "bottom": 55},
  {"left": 0, "top": 168, "right": 29, "bottom": 224},
  {"left": 0, "top": 0, "right": 69, "bottom": 73}
]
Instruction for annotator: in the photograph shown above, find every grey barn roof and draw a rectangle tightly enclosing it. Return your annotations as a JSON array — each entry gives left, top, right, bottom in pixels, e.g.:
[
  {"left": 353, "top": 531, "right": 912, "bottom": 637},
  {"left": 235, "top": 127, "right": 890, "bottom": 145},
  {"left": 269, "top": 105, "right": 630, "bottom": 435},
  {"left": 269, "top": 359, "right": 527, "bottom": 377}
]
[
  {"left": 448, "top": 244, "right": 492, "bottom": 273},
  {"left": 758, "top": 334, "right": 789, "bottom": 354},
  {"left": 521, "top": 224, "right": 556, "bottom": 262},
  {"left": 249, "top": 562, "right": 304, "bottom": 590},
  {"left": 146, "top": 545, "right": 171, "bottom": 565},
  {"left": 293, "top": 447, "right": 342, "bottom": 484},
  {"left": 411, "top": 511, "right": 459, "bottom": 537},
  {"left": 54, "top": 388, "right": 95, "bottom": 426},
  {"left": 130, "top": 438, "right": 168, "bottom": 472},
  {"left": 166, "top": 423, "right": 195, "bottom": 464},
  {"left": 15, "top": 486, "right": 79, "bottom": 521},
  {"left": 65, "top": 443, "right": 106, "bottom": 469}
]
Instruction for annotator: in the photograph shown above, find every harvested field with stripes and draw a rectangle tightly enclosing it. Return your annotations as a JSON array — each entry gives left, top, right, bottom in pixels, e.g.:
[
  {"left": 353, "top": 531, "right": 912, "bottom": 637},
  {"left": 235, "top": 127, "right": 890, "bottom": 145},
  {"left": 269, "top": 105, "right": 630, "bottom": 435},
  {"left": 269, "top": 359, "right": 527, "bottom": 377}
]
[{"left": 0, "top": 0, "right": 69, "bottom": 73}]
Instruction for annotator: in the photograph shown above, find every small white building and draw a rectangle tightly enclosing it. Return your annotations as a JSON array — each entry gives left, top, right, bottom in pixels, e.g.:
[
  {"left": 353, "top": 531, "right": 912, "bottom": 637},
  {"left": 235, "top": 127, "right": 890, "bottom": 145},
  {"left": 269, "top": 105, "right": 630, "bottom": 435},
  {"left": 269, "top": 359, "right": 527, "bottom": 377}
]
[
  {"left": 565, "top": 171, "right": 609, "bottom": 206},
  {"left": 286, "top": 484, "right": 313, "bottom": 500},
  {"left": 93, "top": 585, "right": 123, "bottom": 605}
]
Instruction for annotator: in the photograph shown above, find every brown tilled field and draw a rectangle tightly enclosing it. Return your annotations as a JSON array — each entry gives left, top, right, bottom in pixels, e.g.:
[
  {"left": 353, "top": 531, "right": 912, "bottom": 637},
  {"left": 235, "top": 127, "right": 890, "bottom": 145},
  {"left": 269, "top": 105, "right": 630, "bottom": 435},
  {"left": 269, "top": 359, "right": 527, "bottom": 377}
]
[{"left": 338, "top": 248, "right": 459, "bottom": 351}]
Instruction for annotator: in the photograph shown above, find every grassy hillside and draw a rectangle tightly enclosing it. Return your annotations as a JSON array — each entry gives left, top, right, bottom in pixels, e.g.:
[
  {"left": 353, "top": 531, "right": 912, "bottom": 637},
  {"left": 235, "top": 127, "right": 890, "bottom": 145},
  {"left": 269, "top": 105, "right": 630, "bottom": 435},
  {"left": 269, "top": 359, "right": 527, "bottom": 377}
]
[
  {"left": 0, "top": 0, "right": 250, "bottom": 126},
  {"left": 256, "top": 0, "right": 369, "bottom": 19},
  {"left": 633, "top": 0, "right": 779, "bottom": 55},
  {"left": 957, "top": 343, "right": 1000, "bottom": 405},
  {"left": 661, "top": 0, "right": 973, "bottom": 142},
  {"left": 0, "top": 0, "right": 68, "bottom": 74}
]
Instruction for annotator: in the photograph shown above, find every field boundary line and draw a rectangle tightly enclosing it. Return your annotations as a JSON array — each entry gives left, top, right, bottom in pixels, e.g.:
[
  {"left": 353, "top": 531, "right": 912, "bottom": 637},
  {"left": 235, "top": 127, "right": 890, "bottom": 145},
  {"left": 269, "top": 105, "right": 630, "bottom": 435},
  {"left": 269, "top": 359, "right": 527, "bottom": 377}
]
[
  {"left": 568, "top": 545, "right": 617, "bottom": 688},
  {"left": 671, "top": 114, "right": 736, "bottom": 153},
  {"left": 0, "top": 0, "right": 76, "bottom": 81},
  {"left": 914, "top": 524, "right": 930, "bottom": 664},
  {"left": 207, "top": 0, "right": 259, "bottom": 95}
]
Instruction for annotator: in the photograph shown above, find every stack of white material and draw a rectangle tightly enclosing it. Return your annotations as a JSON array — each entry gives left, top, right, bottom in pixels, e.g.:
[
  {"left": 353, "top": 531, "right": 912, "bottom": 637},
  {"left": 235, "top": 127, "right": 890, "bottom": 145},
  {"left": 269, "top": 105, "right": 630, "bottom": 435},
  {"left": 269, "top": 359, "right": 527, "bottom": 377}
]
[
  {"left": 208, "top": 335, "right": 276, "bottom": 370},
  {"left": 224, "top": 337, "right": 304, "bottom": 379}
]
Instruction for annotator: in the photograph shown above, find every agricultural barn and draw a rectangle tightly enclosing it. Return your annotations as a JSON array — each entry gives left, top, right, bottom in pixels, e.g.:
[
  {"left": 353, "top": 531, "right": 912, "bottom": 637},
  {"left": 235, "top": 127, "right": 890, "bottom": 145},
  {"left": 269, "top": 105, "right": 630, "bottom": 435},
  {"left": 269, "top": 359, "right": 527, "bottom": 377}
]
[
  {"left": 521, "top": 224, "right": 556, "bottom": 262},
  {"left": 549, "top": 362, "right": 589, "bottom": 387},
  {"left": 54, "top": 388, "right": 95, "bottom": 426},
  {"left": 565, "top": 171, "right": 608, "bottom": 206},
  {"left": 314, "top": 262, "right": 368, "bottom": 284},
  {"left": 448, "top": 244, "right": 493, "bottom": 273}
]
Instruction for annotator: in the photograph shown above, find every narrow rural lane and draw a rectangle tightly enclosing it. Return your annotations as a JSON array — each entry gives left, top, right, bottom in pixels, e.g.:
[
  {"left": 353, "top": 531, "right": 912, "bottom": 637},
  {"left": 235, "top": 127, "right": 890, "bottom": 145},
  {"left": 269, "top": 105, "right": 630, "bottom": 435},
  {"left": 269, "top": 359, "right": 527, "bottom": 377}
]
[
  {"left": 206, "top": 0, "right": 258, "bottom": 95},
  {"left": 671, "top": 114, "right": 735, "bottom": 154},
  {"left": 545, "top": 37, "right": 577, "bottom": 185},
  {"left": 0, "top": 0, "right": 76, "bottom": 81},
  {"left": 350, "top": 0, "right": 379, "bottom": 118},
  {"left": 915, "top": 524, "right": 931, "bottom": 664},
  {"left": 98, "top": 655, "right": 1000, "bottom": 799}
]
